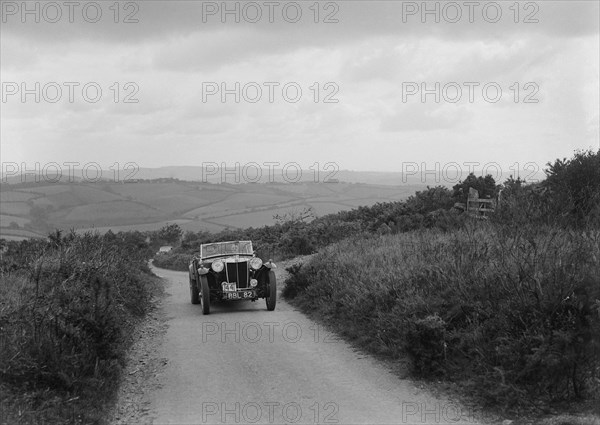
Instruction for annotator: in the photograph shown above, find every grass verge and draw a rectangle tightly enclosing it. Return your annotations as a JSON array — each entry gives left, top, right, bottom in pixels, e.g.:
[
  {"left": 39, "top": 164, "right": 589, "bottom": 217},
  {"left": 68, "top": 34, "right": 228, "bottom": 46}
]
[
  {"left": 282, "top": 222, "right": 600, "bottom": 416},
  {"left": 0, "top": 231, "right": 160, "bottom": 424}
]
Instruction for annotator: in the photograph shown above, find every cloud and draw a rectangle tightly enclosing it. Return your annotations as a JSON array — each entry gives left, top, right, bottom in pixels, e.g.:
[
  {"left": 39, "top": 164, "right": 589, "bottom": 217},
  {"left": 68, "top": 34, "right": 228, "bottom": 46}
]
[
  {"left": 1, "top": 0, "right": 598, "bottom": 172},
  {"left": 3, "top": 1, "right": 597, "bottom": 44},
  {"left": 380, "top": 103, "right": 470, "bottom": 132}
]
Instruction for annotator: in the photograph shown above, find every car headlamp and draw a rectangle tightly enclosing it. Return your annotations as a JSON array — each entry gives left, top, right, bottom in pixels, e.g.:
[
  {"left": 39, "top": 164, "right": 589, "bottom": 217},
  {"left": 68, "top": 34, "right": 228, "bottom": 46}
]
[
  {"left": 250, "top": 279, "right": 258, "bottom": 287},
  {"left": 249, "top": 257, "right": 263, "bottom": 270},
  {"left": 211, "top": 259, "right": 224, "bottom": 272}
]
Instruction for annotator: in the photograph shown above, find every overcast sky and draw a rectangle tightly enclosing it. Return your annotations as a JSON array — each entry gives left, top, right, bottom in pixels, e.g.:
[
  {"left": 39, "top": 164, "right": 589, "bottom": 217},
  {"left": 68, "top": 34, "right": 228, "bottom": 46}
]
[{"left": 1, "top": 0, "right": 598, "bottom": 179}]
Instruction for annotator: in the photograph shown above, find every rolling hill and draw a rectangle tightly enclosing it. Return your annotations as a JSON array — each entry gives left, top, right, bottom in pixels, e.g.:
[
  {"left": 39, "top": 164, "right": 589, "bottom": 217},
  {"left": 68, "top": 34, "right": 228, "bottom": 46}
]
[{"left": 0, "top": 178, "right": 426, "bottom": 239}]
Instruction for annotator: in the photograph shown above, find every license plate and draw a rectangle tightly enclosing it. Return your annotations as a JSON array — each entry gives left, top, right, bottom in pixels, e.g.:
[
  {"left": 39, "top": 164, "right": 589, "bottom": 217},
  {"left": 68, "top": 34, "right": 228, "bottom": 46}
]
[
  {"left": 225, "top": 291, "right": 255, "bottom": 300},
  {"left": 222, "top": 282, "right": 237, "bottom": 292}
]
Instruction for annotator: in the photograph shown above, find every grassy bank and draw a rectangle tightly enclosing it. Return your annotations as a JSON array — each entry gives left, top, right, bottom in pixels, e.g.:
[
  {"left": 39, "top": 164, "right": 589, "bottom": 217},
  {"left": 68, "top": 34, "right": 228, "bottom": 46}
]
[
  {"left": 0, "top": 231, "right": 160, "bottom": 424},
  {"left": 282, "top": 222, "right": 600, "bottom": 411}
]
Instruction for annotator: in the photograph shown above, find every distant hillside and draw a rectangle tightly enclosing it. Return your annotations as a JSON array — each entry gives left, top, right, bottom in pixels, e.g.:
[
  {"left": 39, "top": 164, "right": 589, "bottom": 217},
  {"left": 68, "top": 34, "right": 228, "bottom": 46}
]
[
  {"left": 131, "top": 167, "right": 426, "bottom": 185},
  {"left": 1, "top": 165, "right": 546, "bottom": 186},
  {"left": 0, "top": 179, "right": 425, "bottom": 239}
]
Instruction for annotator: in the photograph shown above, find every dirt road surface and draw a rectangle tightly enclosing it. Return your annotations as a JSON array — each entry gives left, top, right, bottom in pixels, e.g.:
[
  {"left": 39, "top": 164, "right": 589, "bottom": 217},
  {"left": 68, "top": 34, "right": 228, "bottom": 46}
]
[{"left": 112, "top": 263, "right": 488, "bottom": 425}]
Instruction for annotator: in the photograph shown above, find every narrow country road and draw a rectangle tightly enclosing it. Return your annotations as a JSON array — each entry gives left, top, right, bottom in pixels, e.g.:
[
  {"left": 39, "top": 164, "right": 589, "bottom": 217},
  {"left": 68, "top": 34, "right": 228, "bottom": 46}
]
[{"left": 132, "top": 264, "right": 483, "bottom": 425}]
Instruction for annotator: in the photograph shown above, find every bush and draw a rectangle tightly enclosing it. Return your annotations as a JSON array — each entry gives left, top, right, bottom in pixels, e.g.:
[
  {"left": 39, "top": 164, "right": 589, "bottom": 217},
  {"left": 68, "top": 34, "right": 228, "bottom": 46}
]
[
  {"left": 406, "top": 314, "right": 447, "bottom": 375},
  {"left": 495, "top": 149, "right": 600, "bottom": 229},
  {"left": 452, "top": 173, "right": 499, "bottom": 203},
  {"left": 283, "top": 224, "right": 600, "bottom": 409},
  {"left": 544, "top": 149, "right": 600, "bottom": 227},
  {"left": 152, "top": 252, "right": 190, "bottom": 271},
  {"left": 0, "top": 231, "right": 158, "bottom": 423}
]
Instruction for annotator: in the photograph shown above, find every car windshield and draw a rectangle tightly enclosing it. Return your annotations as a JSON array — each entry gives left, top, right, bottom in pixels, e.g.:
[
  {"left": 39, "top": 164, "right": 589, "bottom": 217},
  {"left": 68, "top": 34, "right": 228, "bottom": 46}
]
[{"left": 201, "top": 241, "right": 253, "bottom": 258}]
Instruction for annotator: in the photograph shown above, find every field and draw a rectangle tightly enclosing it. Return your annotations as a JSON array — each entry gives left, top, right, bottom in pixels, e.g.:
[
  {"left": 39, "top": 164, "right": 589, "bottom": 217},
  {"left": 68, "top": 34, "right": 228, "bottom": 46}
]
[
  {"left": 0, "top": 179, "right": 425, "bottom": 236},
  {"left": 0, "top": 228, "right": 42, "bottom": 239}
]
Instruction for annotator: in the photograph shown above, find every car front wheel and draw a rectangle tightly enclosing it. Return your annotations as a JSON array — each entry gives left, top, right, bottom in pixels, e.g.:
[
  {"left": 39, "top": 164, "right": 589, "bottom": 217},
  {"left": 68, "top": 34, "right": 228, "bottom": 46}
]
[
  {"left": 200, "top": 275, "right": 210, "bottom": 315},
  {"left": 265, "top": 270, "right": 276, "bottom": 311}
]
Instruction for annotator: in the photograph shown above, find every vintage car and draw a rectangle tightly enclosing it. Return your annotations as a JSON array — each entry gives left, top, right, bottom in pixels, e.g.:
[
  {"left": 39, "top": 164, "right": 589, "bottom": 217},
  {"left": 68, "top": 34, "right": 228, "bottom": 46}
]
[{"left": 188, "top": 240, "right": 277, "bottom": 314}]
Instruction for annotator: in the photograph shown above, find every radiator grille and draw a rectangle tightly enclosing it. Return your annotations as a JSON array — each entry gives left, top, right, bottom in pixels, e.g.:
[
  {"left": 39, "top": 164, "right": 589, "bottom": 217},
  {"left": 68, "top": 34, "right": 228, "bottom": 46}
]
[{"left": 226, "top": 262, "right": 249, "bottom": 288}]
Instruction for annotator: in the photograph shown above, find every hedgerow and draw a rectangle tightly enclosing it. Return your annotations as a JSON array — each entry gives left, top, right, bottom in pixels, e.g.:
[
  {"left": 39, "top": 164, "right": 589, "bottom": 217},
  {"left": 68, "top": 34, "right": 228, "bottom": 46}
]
[
  {"left": 0, "top": 230, "right": 159, "bottom": 424},
  {"left": 283, "top": 150, "right": 600, "bottom": 411},
  {"left": 282, "top": 223, "right": 600, "bottom": 409}
]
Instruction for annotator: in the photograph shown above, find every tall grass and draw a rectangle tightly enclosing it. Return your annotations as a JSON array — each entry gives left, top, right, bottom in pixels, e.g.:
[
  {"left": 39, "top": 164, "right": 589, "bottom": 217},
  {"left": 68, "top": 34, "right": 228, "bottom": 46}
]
[
  {"left": 0, "top": 231, "right": 158, "bottom": 424},
  {"left": 283, "top": 222, "right": 600, "bottom": 409}
]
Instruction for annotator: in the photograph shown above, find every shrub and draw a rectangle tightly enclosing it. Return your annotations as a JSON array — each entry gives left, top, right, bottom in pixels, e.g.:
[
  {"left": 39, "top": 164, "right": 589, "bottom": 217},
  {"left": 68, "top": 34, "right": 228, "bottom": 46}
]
[
  {"left": 152, "top": 252, "right": 190, "bottom": 271},
  {"left": 406, "top": 186, "right": 455, "bottom": 214},
  {"left": 452, "top": 173, "right": 499, "bottom": 203},
  {"left": 0, "top": 231, "right": 158, "bottom": 423},
  {"left": 406, "top": 314, "right": 447, "bottom": 375},
  {"left": 544, "top": 149, "right": 600, "bottom": 227},
  {"left": 283, "top": 224, "right": 600, "bottom": 409},
  {"left": 495, "top": 150, "right": 600, "bottom": 229}
]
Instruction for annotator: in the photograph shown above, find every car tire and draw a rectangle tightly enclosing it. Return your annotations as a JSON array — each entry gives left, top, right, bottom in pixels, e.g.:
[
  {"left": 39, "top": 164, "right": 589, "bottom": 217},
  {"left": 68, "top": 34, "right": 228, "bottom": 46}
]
[
  {"left": 200, "top": 275, "right": 210, "bottom": 315},
  {"left": 190, "top": 273, "right": 200, "bottom": 305},
  {"left": 265, "top": 270, "right": 276, "bottom": 311}
]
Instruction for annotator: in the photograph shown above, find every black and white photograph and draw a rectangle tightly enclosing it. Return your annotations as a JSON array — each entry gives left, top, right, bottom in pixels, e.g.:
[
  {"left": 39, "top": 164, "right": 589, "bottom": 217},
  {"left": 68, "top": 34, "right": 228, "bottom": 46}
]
[{"left": 1, "top": 1, "right": 599, "bottom": 424}]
